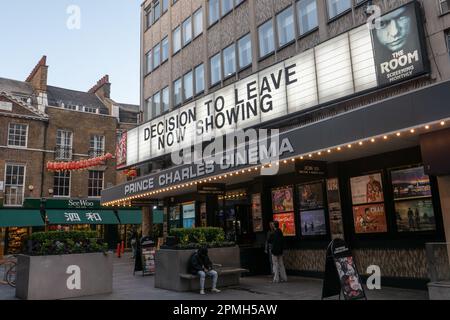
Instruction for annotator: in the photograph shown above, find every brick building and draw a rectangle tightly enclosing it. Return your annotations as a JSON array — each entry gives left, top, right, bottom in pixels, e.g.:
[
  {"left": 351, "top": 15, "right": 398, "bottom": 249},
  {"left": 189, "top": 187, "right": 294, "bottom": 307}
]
[{"left": 0, "top": 56, "right": 140, "bottom": 255}]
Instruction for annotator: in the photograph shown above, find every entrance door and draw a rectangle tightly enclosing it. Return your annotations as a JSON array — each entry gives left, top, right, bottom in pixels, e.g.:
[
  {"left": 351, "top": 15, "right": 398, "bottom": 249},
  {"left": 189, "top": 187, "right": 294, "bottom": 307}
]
[{"left": 234, "top": 204, "right": 254, "bottom": 245}]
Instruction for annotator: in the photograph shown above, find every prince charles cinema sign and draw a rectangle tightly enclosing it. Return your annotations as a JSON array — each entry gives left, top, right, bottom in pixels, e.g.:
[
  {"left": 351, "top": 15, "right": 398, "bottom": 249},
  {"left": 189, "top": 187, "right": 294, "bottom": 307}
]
[{"left": 119, "top": 1, "right": 427, "bottom": 168}]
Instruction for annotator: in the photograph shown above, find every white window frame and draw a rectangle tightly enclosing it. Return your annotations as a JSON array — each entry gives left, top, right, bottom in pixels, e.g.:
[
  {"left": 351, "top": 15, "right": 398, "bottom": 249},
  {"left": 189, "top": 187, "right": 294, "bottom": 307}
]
[
  {"left": 7, "top": 123, "right": 28, "bottom": 148},
  {"left": 90, "top": 135, "right": 105, "bottom": 157},
  {"left": 53, "top": 171, "right": 71, "bottom": 198},
  {"left": 3, "top": 163, "right": 26, "bottom": 207},
  {"left": 88, "top": 170, "right": 104, "bottom": 198},
  {"left": 440, "top": 0, "right": 450, "bottom": 14}
]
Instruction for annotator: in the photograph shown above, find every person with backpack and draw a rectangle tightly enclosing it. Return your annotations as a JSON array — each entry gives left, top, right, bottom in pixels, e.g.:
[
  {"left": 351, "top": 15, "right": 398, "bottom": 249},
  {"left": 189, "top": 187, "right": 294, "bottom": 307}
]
[
  {"left": 270, "top": 221, "right": 287, "bottom": 283},
  {"left": 188, "top": 247, "right": 221, "bottom": 295}
]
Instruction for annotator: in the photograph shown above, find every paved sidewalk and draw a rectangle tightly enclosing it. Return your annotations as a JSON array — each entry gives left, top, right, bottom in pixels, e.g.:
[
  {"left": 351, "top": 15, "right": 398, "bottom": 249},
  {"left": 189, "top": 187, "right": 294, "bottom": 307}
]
[{"left": 0, "top": 254, "right": 429, "bottom": 300}]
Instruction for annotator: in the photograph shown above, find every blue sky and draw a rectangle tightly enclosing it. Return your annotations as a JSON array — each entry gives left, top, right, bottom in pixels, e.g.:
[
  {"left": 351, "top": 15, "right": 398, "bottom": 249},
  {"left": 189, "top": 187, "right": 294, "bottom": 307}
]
[{"left": 0, "top": 0, "right": 141, "bottom": 104}]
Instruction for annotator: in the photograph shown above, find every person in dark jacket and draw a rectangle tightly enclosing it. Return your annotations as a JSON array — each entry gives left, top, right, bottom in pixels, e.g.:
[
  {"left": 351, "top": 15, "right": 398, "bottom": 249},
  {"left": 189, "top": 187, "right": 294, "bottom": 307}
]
[
  {"left": 188, "top": 247, "right": 221, "bottom": 295},
  {"left": 270, "top": 221, "right": 287, "bottom": 283}
]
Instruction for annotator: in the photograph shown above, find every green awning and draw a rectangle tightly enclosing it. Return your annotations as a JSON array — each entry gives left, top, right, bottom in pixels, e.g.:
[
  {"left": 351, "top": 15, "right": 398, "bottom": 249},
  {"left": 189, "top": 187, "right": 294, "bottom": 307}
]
[
  {"left": 117, "top": 210, "right": 142, "bottom": 225},
  {"left": 0, "top": 210, "right": 45, "bottom": 227},
  {"left": 46, "top": 210, "right": 119, "bottom": 225}
]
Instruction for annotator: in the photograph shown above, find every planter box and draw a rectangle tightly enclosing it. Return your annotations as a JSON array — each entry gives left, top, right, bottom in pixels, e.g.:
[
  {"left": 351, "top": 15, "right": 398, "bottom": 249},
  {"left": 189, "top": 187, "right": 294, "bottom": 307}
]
[
  {"left": 16, "top": 252, "right": 113, "bottom": 300},
  {"left": 155, "top": 246, "right": 246, "bottom": 292},
  {"left": 428, "top": 281, "right": 450, "bottom": 300}
]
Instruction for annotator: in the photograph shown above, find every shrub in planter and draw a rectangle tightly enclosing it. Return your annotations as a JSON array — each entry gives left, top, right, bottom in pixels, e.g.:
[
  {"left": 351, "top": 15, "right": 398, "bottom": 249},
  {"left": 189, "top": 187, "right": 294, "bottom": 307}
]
[
  {"left": 27, "top": 231, "right": 108, "bottom": 256},
  {"left": 168, "top": 227, "right": 234, "bottom": 249}
]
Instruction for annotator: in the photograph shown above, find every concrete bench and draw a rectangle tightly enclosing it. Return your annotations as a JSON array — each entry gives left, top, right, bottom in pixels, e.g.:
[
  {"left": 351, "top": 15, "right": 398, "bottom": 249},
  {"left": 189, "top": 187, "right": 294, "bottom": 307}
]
[{"left": 155, "top": 246, "right": 247, "bottom": 292}]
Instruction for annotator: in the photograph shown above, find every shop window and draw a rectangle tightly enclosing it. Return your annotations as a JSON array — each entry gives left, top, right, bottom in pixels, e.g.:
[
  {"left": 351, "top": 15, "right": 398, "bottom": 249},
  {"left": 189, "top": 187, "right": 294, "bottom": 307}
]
[
  {"left": 161, "top": 36, "right": 169, "bottom": 62},
  {"left": 173, "top": 78, "right": 182, "bottom": 106},
  {"left": 53, "top": 171, "right": 71, "bottom": 198},
  {"left": 152, "top": 91, "right": 161, "bottom": 118},
  {"left": 88, "top": 171, "right": 104, "bottom": 198},
  {"left": 173, "top": 26, "right": 181, "bottom": 54},
  {"left": 161, "top": 86, "right": 170, "bottom": 113},
  {"left": 182, "top": 202, "right": 196, "bottom": 228},
  {"left": 223, "top": 43, "right": 236, "bottom": 77},
  {"left": 55, "top": 129, "right": 73, "bottom": 161},
  {"left": 258, "top": 20, "right": 275, "bottom": 58},
  {"left": 194, "top": 63, "right": 205, "bottom": 94},
  {"left": 238, "top": 33, "right": 252, "bottom": 69},
  {"left": 297, "top": 0, "right": 318, "bottom": 35},
  {"left": 89, "top": 135, "right": 105, "bottom": 157},
  {"left": 210, "top": 52, "right": 222, "bottom": 85},
  {"left": 440, "top": 0, "right": 450, "bottom": 14},
  {"left": 193, "top": 8, "right": 203, "bottom": 38},
  {"left": 183, "top": 71, "right": 194, "bottom": 100},
  {"left": 4, "top": 164, "right": 25, "bottom": 206},
  {"left": 182, "top": 17, "right": 192, "bottom": 46},
  {"left": 326, "top": 0, "right": 351, "bottom": 19},
  {"left": 153, "top": 43, "right": 161, "bottom": 68},
  {"left": 277, "top": 5, "right": 295, "bottom": 47},
  {"left": 209, "top": 0, "right": 220, "bottom": 25},
  {"left": 7, "top": 123, "right": 28, "bottom": 148}
]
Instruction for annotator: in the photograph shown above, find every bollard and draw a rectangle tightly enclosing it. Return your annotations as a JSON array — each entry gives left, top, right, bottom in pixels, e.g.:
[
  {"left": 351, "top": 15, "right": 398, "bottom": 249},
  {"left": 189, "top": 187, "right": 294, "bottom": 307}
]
[
  {"left": 121, "top": 241, "right": 125, "bottom": 255},
  {"left": 116, "top": 243, "right": 121, "bottom": 258}
]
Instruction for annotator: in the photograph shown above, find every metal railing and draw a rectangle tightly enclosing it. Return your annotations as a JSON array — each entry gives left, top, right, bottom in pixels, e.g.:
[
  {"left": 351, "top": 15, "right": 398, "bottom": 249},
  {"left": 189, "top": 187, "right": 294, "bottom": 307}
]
[
  {"left": 425, "top": 243, "right": 450, "bottom": 283},
  {"left": 54, "top": 146, "right": 73, "bottom": 161}
]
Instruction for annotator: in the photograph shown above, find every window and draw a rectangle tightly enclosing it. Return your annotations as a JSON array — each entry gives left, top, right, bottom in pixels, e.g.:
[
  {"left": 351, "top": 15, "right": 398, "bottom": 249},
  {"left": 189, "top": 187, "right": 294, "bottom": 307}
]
[
  {"left": 144, "top": 97, "right": 152, "bottom": 121},
  {"left": 56, "top": 130, "right": 73, "bottom": 160},
  {"left": 88, "top": 171, "right": 104, "bottom": 198},
  {"left": 7, "top": 123, "right": 28, "bottom": 147},
  {"left": 154, "top": 1, "right": 161, "bottom": 21},
  {"left": 297, "top": 0, "right": 318, "bottom": 35},
  {"left": 440, "top": 0, "right": 450, "bottom": 14},
  {"left": 193, "top": 8, "right": 203, "bottom": 37},
  {"left": 258, "top": 20, "right": 275, "bottom": 57},
  {"left": 223, "top": 44, "right": 236, "bottom": 77},
  {"left": 182, "top": 17, "right": 192, "bottom": 46},
  {"left": 162, "top": 0, "right": 169, "bottom": 13},
  {"left": 209, "top": 0, "right": 220, "bottom": 25},
  {"left": 53, "top": 171, "right": 71, "bottom": 197},
  {"left": 277, "top": 6, "right": 295, "bottom": 47},
  {"left": 222, "top": 0, "right": 233, "bottom": 15},
  {"left": 153, "top": 43, "right": 161, "bottom": 68},
  {"left": 4, "top": 164, "right": 25, "bottom": 206},
  {"left": 90, "top": 135, "right": 105, "bottom": 157},
  {"left": 83, "top": 106, "right": 97, "bottom": 113},
  {"left": 173, "top": 26, "right": 181, "bottom": 54},
  {"left": 238, "top": 33, "right": 252, "bottom": 69},
  {"left": 152, "top": 91, "right": 161, "bottom": 118},
  {"left": 194, "top": 64, "right": 205, "bottom": 94},
  {"left": 183, "top": 71, "right": 194, "bottom": 100},
  {"left": 145, "top": 7, "right": 153, "bottom": 29},
  {"left": 210, "top": 53, "right": 222, "bottom": 85},
  {"left": 235, "top": 0, "right": 244, "bottom": 5},
  {"left": 327, "top": 0, "right": 351, "bottom": 19},
  {"left": 162, "top": 87, "right": 170, "bottom": 113},
  {"left": 162, "top": 37, "right": 169, "bottom": 62},
  {"left": 146, "top": 50, "right": 152, "bottom": 74},
  {"left": 173, "top": 78, "right": 182, "bottom": 106}
]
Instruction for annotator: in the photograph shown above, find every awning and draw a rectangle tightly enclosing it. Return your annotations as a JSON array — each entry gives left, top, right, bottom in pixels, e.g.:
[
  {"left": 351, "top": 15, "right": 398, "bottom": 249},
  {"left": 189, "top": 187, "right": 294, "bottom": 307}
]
[
  {"left": 46, "top": 209, "right": 119, "bottom": 225},
  {"left": 117, "top": 210, "right": 142, "bottom": 225},
  {"left": 0, "top": 210, "right": 45, "bottom": 227}
]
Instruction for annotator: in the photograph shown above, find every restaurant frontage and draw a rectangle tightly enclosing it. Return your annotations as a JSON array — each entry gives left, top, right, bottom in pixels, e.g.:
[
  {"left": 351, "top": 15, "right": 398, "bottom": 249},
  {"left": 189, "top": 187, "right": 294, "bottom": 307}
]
[
  {"left": 0, "top": 198, "right": 142, "bottom": 255},
  {"left": 101, "top": 2, "right": 450, "bottom": 288}
]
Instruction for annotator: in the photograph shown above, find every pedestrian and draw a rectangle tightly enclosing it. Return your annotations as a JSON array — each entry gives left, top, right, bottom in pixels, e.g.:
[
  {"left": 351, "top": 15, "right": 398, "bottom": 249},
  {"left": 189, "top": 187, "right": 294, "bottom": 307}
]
[
  {"left": 270, "top": 221, "right": 287, "bottom": 283},
  {"left": 265, "top": 222, "right": 275, "bottom": 274},
  {"left": 130, "top": 228, "right": 138, "bottom": 259},
  {"left": 188, "top": 246, "right": 221, "bottom": 295}
]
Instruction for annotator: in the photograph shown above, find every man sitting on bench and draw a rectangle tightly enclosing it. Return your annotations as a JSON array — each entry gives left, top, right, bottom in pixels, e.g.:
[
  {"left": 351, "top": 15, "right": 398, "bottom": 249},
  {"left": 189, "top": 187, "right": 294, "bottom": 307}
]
[{"left": 188, "top": 247, "right": 221, "bottom": 295}]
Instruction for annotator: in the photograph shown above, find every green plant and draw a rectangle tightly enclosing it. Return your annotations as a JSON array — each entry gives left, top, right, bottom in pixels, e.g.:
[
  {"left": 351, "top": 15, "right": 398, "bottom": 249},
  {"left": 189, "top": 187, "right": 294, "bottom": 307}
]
[{"left": 168, "top": 227, "right": 233, "bottom": 249}]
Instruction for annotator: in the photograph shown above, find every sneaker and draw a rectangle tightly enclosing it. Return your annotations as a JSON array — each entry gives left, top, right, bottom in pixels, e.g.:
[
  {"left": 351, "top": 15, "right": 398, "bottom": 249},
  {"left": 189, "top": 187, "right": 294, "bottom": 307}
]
[
  {"left": 200, "top": 289, "right": 206, "bottom": 295},
  {"left": 211, "top": 288, "right": 221, "bottom": 293}
]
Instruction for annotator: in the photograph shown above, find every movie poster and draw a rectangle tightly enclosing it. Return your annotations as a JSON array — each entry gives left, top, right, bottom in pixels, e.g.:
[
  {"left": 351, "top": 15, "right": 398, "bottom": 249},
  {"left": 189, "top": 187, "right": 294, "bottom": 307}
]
[
  {"left": 353, "top": 204, "right": 388, "bottom": 234},
  {"left": 251, "top": 194, "right": 263, "bottom": 232},
  {"left": 273, "top": 212, "right": 296, "bottom": 237},
  {"left": 299, "top": 182, "right": 324, "bottom": 210},
  {"left": 272, "top": 187, "right": 294, "bottom": 213},
  {"left": 334, "top": 256, "right": 365, "bottom": 300},
  {"left": 115, "top": 131, "right": 127, "bottom": 169},
  {"left": 169, "top": 206, "right": 181, "bottom": 229},
  {"left": 371, "top": 2, "right": 426, "bottom": 86},
  {"left": 394, "top": 198, "right": 436, "bottom": 232},
  {"left": 327, "top": 178, "right": 345, "bottom": 240},
  {"left": 182, "top": 202, "right": 196, "bottom": 229},
  {"left": 391, "top": 166, "right": 431, "bottom": 200},
  {"left": 300, "top": 210, "right": 327, "bottom": 236},
  {"left": 350, "top": 173, "right": 384, "bottom": 205}
]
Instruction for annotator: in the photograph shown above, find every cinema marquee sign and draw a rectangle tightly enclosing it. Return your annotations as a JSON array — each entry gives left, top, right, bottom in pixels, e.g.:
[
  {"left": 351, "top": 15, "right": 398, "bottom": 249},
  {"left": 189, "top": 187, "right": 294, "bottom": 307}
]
[{"left": 122, "top": 1, "right": 426, "bottom": 167}]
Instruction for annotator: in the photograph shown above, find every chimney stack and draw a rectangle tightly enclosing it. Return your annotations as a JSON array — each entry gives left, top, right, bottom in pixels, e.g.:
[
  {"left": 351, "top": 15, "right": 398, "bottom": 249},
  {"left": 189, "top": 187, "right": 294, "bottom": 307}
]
[
  {"left": 26, "top": 55, "right": 48, "bottom": 93},
  {"left": 88, "top": 75, "right": 111, "bottom": 99}
]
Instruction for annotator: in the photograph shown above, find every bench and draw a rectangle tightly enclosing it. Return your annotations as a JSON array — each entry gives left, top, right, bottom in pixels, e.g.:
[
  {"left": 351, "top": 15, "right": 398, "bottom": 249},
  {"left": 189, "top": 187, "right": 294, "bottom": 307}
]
[{"left": 155, "top": 247, "right": 248, "bottom": 292}]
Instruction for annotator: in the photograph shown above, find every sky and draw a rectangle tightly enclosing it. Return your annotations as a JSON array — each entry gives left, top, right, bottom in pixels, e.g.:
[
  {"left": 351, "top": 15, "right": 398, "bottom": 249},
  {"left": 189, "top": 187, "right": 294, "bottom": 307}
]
[{"left": 0, "top": 0, "right": 141, "bottom": 105}]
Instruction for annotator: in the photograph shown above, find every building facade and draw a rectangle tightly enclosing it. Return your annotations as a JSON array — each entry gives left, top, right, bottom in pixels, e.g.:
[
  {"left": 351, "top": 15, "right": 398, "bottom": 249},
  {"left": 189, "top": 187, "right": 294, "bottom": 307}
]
[
  {"left": 103, "top": 0, "right": 450, "bottom": 287},
  {"left": 0, "top": 56, "right": 140, "bottom": 256}
]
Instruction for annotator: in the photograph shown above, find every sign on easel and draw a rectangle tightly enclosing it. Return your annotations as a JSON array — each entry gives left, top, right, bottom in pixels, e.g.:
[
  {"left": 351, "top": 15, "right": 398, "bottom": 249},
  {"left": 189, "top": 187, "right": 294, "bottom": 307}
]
[
  {"left": 322, "top": 238, "right": 366, "bottom": 300},
  {"left": 134, "top": 237, "right": 156, "bottom": 276}
]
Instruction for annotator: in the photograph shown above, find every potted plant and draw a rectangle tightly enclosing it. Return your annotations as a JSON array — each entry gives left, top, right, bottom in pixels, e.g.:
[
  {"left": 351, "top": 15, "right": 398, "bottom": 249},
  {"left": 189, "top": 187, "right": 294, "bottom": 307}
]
[{"left": 16, "top": 231, "right": 113, "bottom": 300}]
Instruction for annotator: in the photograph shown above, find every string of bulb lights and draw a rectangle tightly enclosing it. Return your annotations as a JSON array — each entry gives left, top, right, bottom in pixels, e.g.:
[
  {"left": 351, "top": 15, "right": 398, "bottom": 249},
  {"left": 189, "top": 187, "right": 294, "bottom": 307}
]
[{"left": 102, "top": 120, "right": 447, "bottom": 208}]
